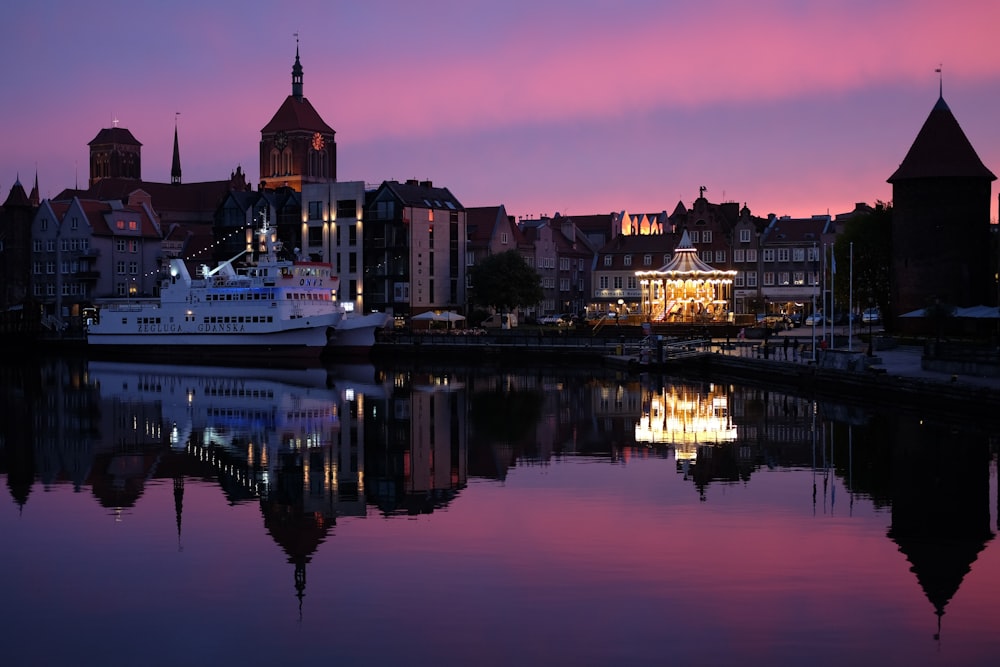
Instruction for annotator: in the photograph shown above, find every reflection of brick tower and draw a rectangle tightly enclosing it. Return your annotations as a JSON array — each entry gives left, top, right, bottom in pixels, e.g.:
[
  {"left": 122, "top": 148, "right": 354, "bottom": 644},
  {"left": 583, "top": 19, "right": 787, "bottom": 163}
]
[{"left": 888, "top": 90, "right": 996, "bottom": 320}]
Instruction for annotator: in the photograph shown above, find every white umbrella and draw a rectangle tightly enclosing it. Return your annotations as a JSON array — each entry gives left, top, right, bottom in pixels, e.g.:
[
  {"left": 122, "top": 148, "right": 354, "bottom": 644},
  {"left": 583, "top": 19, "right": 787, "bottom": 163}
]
[
  {"left": 438, "top": 311, "right": 466, "bottom": 323},
  {"left": 411, "top": 311, "right": 441, "bottom": 321}
]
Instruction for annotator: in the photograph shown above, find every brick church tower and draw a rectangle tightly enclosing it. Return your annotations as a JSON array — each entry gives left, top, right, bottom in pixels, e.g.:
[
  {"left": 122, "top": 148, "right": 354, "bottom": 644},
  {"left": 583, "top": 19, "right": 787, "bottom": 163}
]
[
  {"left": 888, "top": 89, "right": 996, "bottom": 320},
  {"left": 259, "top": 42, "right": 337, "bottom": 192}
]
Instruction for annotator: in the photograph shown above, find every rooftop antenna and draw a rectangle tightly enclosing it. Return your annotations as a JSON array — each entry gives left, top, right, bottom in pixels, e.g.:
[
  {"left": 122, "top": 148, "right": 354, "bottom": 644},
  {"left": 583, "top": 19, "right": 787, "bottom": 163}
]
[{"left": 935, "top": 64, "right": 943, "bottom": 97}]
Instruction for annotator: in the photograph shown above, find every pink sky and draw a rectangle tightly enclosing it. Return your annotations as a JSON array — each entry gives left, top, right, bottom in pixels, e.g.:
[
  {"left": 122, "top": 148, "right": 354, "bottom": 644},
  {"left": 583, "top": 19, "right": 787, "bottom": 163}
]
[{"left": 3, "top": 0, "right": 999, "bottom": 221}]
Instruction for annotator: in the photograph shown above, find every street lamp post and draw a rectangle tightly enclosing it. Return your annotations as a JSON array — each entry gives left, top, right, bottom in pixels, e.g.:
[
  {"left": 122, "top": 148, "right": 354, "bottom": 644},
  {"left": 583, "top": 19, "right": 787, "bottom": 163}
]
[{"left": 617, "top": 298, "right": 624, "bottom": 327}]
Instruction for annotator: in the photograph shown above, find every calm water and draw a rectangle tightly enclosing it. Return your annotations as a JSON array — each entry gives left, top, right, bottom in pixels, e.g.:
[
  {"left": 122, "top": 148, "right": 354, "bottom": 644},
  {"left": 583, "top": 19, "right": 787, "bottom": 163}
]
[{"left": 1, "top": 357, "right": 998, "bottom": 667}]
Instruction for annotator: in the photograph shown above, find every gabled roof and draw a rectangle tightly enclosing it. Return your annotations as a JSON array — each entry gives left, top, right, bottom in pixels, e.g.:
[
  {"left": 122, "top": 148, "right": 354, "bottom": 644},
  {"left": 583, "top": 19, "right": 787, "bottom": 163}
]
[
  {"left": 55, "top": 178, "right": 235, "bottom": 214},
  {"left": 260, "top": 96, "right": 336, "bottom": 134},
  {"left": 888, "top": 95, "right": 996, "bottom": 182},
  {"left": 378, "top": 180, "right": 463, "bottom": 210},
  {"left": 762, "top": 215, "right": 832, "bottom": 244}
]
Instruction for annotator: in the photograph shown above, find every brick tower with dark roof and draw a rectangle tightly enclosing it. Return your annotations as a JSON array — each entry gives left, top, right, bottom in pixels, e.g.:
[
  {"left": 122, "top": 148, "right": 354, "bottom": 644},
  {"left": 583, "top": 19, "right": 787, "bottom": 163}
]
[
  {"left": 259, "top": 42, "right": 337, "bottom": 192},
  {"left": 888, "top": 90, "right": 996, "bottom": 320}
]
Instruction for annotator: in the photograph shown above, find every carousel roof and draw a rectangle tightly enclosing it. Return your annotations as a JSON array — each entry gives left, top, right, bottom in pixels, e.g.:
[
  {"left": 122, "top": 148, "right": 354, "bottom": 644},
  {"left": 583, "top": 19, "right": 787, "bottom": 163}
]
[{"left": 636, "top": 230, "right": 736, "bottom": 279}]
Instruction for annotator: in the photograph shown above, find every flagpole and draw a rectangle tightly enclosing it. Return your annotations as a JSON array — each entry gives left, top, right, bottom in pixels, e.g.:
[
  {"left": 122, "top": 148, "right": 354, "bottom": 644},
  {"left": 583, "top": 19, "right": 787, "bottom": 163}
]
[
  {"left": 812, "top": 242, "right": 818, "bottom": 362},
  {"left": 849, "top": 242, "right": 853, "bottom": 352}
]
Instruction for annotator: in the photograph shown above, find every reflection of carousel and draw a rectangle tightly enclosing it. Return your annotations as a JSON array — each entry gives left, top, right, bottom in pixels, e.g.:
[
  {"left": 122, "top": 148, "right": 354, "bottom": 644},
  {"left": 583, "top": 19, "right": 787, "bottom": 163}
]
[{"left": 636, "top": 230, "right": 737, "bottom": 324}]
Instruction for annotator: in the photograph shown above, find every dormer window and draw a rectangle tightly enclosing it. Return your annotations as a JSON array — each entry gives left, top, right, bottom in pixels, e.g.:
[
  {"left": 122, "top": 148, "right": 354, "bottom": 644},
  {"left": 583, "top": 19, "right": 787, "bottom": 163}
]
[{"left": 624, "top": 255, "right": 632, "bottom": 266}]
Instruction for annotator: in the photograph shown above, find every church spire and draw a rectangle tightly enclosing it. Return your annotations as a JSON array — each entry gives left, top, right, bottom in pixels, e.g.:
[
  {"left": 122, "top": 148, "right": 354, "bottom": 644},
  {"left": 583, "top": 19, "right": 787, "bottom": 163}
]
[
  {"left": 29, "top": 169, "right": 39, "bottom": 206},
  {"left": 171, "top": 113, "right": 182, "bottom": 185},
  {"left": 292, "top": 34, "right": 303, "bottom": 100}
]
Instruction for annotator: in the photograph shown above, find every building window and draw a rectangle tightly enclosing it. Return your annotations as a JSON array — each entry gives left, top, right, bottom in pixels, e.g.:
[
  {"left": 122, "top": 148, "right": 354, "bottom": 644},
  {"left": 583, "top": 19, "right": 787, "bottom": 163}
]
[
  {"left": 643, "top": 254, "right": 652, "bottom": 266},
  {"left": 604, "top": 255, "right": 612, "bottom": 266},
  {"left": 41, "top": 218, "right": 48, "bottom": 231},
  {"left": 308, "top": 226, "right": 323, "bottom": 246},
  {"left": 740, "top": 229, "right": 751, "bottom": 243},
  {"left": 116, "top": 261, "right": 126, "bottom": 275},
  {"left": 777, "top": 248, "right": 790, "bottom": 262},
  {"left": 116, "top": 282, "right": 127, "bottom": 297},
  {"left": 627, "top": 276, "right": 637, "bottom": 290},
  {"left": 624, "top": 255, "right": 632, "bottom": 266},
  {"left": 746, "top": 272, "right": 757, "bottom": 287},
  {"left": 129, "top": 221, "right": 137, "bottom": 231},
  {"left": 762, "top": 249, "right": 775, "bottom": 262},
  {"left": 500, "top": 232, "right": 509, "bottom": 244},
  {"left": 308, "top": 201, "right": 323, "bottom": 220},
  {"left": 33, "top": 239, "right": 42, "bottom": 252},
  {"left": 116, "top": 239, "right": 126, "bottom": 252},
  {"left": 690, "top": 231, "right": 700, "bottom": 243},
  {"left": 71, "top": 217, "right": 79, "bottom": 230},
  {"left": 703, "top": 230, "right": 713, "bottom": 243},
  {"left": 348, "top": 224, "right": 358, "bottom": 246},
  {"left": 613, "top": 276, "right": 623, "bottom": 289},
  {"left": 46, "top": 240, "right": 55, "bottom": 252},
  {"left": 807, "top": 247, "right": 819, "bottom": 262},
  {"left": 702, "top": 251, "right": 712, "bottom": 262},
  {"left": 793, "top": 248, "right": 805, "bottom": 262},
  {"left": 746, "top": 249, "right": 757, "bottom": 262},
  {"left": 129, "top": 261, "right": 138, "bottom": 275},
  {"left": 337, "top": 200, "right": 355, "bottom": 219},
  {"left": 715, "top": 251, "right": 725, "bottom": 263},
  {"left": 779, "top": 272, "right": 789, "bottom": 285},
  {"left": 734, "top": 272, "right": 745, "bottom": 287},
  {"left": 734, "top": 249, "right": 745, "bottom": 263},
  {"left": 129, "top": 240, "right": 138, "bottom": 253},
  {"left": 793, "top": 272, "right": 805, "bottom": 285},
  {"left": 763, "top": 272, "right": 775, "bottom": 286},
  {"left": 599, "top": 276, "right": 608, "bottom": 289},
  {"left": 560, "top": 278, "right": 569, "bottom": 291},
  {"left": 46, "top": 262, "right": 55, "bottom": 274}
]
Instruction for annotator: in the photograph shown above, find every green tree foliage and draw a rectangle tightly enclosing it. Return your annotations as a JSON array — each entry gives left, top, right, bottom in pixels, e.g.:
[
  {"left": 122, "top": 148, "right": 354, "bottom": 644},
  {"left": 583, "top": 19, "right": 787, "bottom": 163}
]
[
  {"left": 468, "top": 250, "right": 543, "bottom": 313},
  {"left": 833, "top": 202, "right": 892, "bottom": 316}
]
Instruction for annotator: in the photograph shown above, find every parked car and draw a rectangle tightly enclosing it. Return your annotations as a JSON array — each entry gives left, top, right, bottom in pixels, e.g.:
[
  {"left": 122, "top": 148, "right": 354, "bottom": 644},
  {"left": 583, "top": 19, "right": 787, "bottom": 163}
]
[
  {"left": 804, "top": 313, "right": 825, "bottom": 326},
  {"left": 862, "top": 308, "right": 881, "bottom": 324},
  {"left": 539, "top": 314, "right": 572, "bottom": 326}
]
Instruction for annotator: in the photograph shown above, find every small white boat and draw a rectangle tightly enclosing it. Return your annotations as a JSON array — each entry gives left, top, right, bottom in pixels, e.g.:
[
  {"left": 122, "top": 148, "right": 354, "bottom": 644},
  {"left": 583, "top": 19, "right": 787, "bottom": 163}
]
[{"left": 87, "top": 223, "right": 387, "bottom": 358}]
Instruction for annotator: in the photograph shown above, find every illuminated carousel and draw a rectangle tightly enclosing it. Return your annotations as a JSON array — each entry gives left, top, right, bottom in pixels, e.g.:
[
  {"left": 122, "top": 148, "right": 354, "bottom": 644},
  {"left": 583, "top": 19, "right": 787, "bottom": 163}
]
[{"left": 635, "top": 230, "right": 737, "bottom": 323}]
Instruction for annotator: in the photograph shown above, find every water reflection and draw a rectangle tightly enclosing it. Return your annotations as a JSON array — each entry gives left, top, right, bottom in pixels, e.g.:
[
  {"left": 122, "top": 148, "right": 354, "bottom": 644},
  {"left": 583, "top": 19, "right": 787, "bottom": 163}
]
[{"left": 1, "top": 359, "right": 998, "bottom": 663}]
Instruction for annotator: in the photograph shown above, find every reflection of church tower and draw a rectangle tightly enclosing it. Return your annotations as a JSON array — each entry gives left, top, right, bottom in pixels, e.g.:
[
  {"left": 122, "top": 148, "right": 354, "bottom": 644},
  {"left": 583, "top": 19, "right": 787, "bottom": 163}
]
[
  {"left": 88, "top": 124, "right": 142, "bottom": 186},
  {"left": 260, "top": 449, "right": 335, "bottom": 617},
  {"left": 886, "top": 419, "right": 994, "bottom": 641},
  {"left": 258, "top": 41, "right": 337, "bottom": 192}
]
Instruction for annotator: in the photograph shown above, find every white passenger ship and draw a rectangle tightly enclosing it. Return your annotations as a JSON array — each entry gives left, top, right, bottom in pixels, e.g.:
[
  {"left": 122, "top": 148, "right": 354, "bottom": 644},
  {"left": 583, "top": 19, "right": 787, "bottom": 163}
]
[{"left": 87, "top": 224, "right": 388, "bottom": 357}]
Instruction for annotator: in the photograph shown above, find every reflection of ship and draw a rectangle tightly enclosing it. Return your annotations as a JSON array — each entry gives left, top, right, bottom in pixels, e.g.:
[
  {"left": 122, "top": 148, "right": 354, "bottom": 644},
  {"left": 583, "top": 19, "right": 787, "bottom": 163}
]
[{"left": 87, "top": 223, "right": 389, "bottom": 357}]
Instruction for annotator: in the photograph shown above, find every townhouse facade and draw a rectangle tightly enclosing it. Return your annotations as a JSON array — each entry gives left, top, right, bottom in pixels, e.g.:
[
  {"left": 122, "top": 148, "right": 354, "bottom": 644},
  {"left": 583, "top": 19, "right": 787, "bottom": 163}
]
[{"left": 31, "top": 195, "right": 162, "bottom": 327}]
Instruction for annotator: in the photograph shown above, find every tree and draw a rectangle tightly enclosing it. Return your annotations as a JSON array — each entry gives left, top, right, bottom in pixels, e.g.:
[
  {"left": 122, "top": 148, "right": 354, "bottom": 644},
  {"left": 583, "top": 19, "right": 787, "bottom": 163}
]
[
  {"left": 833, "top": 201, "right": 892, "bottom": 321},
  {"left": 468, "top": 250, "right": 543, "bottom": 314}
]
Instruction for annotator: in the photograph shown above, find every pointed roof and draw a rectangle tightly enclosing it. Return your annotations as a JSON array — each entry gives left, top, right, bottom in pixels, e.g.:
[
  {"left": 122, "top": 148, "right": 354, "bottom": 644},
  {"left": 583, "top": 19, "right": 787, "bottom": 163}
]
[
  {"left": 3, "top": 179, "right": 30, "bottom": 208},
  {"left": 260, "top": 46, "right": 335, "bottom": 134},
  {"left": 29, "top": 171, "right": 39, "bottom": 206},
  {"left": 888, "top": 95, "right": 996, "bottom": 182},
  {"left": 171, "top": 123, "right": 182, "bottom": 185}
]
